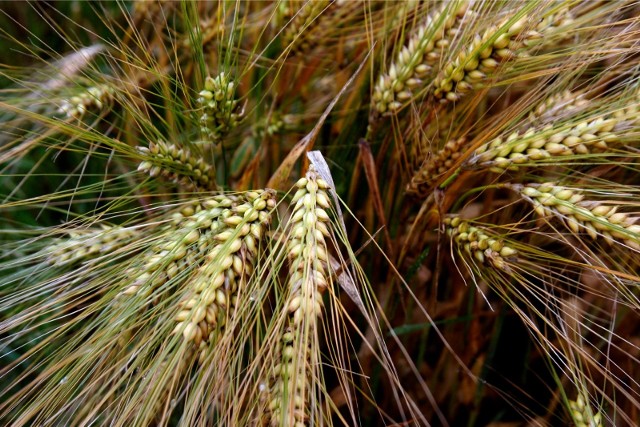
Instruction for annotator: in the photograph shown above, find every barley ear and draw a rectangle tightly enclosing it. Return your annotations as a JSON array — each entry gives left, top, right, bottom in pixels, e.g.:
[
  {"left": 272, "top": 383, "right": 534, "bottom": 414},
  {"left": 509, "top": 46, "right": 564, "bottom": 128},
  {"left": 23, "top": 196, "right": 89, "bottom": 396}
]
[
  {"left": 371, "top": 1, "right": 470, "bottom": 116},
  {"left": 198, "top": 72, "right": 243, "bottom": 145},
  {"left": 269, "top": 165, "right": 333, "bottom": 426},
  {"left": 444, "top": 216, "right": 518, "bottom": 271},
  {"left": 58, "top": 84, "right": 115, "bottom": 119},
  {"left": 137, "top": 140, "right": 218, "bottom": 191},
  {"left": 569, "top": 394, "right": 603, "bottom": 427},
  {"left": 172, "top": 190, "right": 276, "bottom": 363},
  {"left": 407, "top": 137, "right": 466, "bottom": 197},
  {"left": 518, "top": 183, "right": 640, "bottom": 250}
]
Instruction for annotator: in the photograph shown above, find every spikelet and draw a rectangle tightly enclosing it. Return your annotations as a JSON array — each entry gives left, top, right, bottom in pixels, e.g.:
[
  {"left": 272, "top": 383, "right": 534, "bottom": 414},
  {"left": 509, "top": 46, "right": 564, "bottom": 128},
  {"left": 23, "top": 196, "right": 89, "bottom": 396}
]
[
  {"left": 137, "top": 140, "right": 217, "bottom": 191},
  {"left": 406, "top": 137, "right": 466, "bottom": 197},
  {"left": 268, "top": 165, "right": 333, "bottom": 427},
  {"left": 371, "top": 1, "right": 470, "bottom": 115},
  {"left": 198, "top": 73, "right": 244, "bottom": 145},
  {"left": 45, "top": 225, "right": 137, "bottom": 266},
  {"left": 172, "top": 190, "right": 276, "bottom": 363},
  {"left": 518, "top": 183, "right": 640, "bottom": 250},
  {"left": 58, "top": 84, "right": 115, "bottom": 119},
  {"left": 569, "top": 394, "right": 603, "bottom": 427},
  {"left": 444, "top": 216, "right": 518, "bottom": 271}
]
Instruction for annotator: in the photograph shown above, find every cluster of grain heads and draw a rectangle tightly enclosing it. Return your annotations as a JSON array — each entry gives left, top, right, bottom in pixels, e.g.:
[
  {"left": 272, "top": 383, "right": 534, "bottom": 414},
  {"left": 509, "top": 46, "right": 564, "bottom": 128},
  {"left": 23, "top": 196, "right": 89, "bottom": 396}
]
[
  {"left": 269, "top": 166, "right": 332, "bottom": 427},
  {"left": 444, "top": 216, "right": 517, "bottom": 271},
  {"left": 137, "top": 141, "right": 217, "bottom": 191},
  {"left": 371, "top": 1, "right": 470, "bottom": 116},
  {"left": 406, "top": 137, "right": 466, "bottom": 196},
  {"left": 45, "top": 225, "right": 137, "bottom": 265},
  {"left": 198, "top": 73, "right": 243, "bottom": 145},
  {"left": 516, "top": 183, "right": 640, "bottom": 250},
  {"left": 569, "top": 395, "right": 603, "bottom": 427},
  {"left": 58, "top": 84, "right": 115, "bottom": 119},
  {"left": 173, "top": 190, "right": 276, "bottom": 363}
]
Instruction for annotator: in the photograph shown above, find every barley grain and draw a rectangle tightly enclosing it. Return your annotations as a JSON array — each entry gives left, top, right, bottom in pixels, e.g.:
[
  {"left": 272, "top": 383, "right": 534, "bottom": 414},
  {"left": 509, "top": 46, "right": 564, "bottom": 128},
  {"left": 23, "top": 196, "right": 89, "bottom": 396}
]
[
  {"left": 406, "top": 137, "right": 466, "bottom": 197},
  {"left": 569, "top": 394, "right": 603, "bottom": 427},
  {"left": 172, "top": 190, "right": 276, "bottom": 361}
]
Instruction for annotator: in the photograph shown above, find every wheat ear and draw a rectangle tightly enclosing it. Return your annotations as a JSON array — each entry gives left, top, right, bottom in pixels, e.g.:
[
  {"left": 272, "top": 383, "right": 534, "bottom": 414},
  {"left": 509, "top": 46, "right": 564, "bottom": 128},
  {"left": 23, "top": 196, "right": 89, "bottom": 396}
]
[
  {"left": 269, "top": 165, "right": 332, "bottom": 426},
  {"left": 137, "top": 140, "right": 218, "bottom": 191},
  {"left": 444, "top": 216, "right": 518, "bottom": 271},
  {"left": 517, "top": 183, "right": 640, "bottom": 250}
]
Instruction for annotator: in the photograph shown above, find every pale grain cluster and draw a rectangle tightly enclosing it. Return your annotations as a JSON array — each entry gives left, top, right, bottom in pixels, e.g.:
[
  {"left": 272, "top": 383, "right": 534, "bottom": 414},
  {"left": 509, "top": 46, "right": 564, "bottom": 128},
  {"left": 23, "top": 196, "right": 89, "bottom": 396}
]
[
  {"left": 269, "top": 166, "right": 332, "bottom": 427},
  {"left": 118, "top": 198, "right": 234, "bottom": 300},
  {"left": 281, "top": 0, "right": 331, "bottom": 54},
  {"left": 172, "top": 190, "right": 276, "bottom": 363},
  {"left": 470, "top": 117, "right": 617, "bottom": 172},
  {"left": 518, "top": 183, "right": 640, "bottom": 250},
  {"left": 569, "top": 395, "right": 603, "bottom": 427},
  {"left": 372, "top": 1, "right": 470, "bottom": 114},
  {"left": 525, "top": 89, "right": 590, "bottom": 125},
  {"left": 137, "top": 140, "right": 217, "bottom": 191},
  {"left": 58, "top": 84, "right": 115, "bottom": 119},
  {"left": 46, "top": 225, "right": 136, "bottom": 265},
  {"left": 406, "top": 137, "right": 466, "bottom": 197},
  {"left": 198, "top": 73, "right": 243, "bottom": 144},
  {"left": 444, "top": 216, "right": 517, "bottom": 271},
  {"left": 432, "top": 15, "right": 542, "bottom": 103}
]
